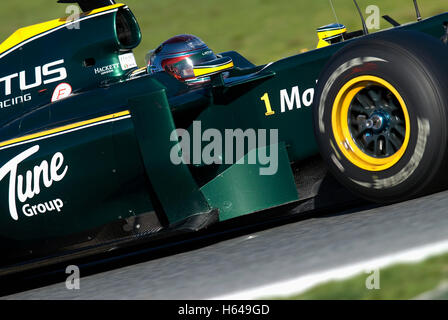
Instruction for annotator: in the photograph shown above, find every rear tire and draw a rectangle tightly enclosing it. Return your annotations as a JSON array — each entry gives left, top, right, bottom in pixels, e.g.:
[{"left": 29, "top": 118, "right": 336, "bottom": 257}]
[{"left": 313, "top": 30, "right": 448, "bottom": 203}]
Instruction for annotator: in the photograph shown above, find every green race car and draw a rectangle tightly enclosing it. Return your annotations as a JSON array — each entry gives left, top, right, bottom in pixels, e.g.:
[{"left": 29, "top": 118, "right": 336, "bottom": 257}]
[{"left": 0, "top": 0, "right": 447, "bottom": 277}]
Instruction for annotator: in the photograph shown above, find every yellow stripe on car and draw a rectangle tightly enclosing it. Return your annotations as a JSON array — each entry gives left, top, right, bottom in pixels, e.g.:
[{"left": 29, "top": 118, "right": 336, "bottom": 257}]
[
  {"left": 193, "top": 61, "right": 234, "bottom": 77},
  {"left": 0, "top": 110, "right": 130, "bottom": 149}
]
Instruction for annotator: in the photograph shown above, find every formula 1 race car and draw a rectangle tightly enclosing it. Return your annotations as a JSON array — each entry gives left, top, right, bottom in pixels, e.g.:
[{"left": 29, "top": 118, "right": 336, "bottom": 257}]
[{"left": 0, "top": 0, "right": 447, "bottom": 276}]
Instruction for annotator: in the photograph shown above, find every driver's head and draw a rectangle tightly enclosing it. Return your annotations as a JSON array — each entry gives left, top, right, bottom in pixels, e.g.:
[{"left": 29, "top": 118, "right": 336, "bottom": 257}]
[{"left": 146, "top": 34, "right": 217, "bottom": 85}]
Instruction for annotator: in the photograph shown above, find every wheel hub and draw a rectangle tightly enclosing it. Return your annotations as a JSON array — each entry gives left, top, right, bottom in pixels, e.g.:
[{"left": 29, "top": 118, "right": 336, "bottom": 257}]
[
  {"left": 332, "top": 76, "right": 411, "bottom": 171},
  {"left": 347, "top": 84, "right": 407, "bottom": 159},
  {"left": 365, "top": 111, "right": 389, "bottom": 132}
]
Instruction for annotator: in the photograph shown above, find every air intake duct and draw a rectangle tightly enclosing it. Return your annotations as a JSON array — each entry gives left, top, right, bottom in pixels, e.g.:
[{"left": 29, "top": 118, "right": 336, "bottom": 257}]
[{"left": 57, "top": 0, "right": 116, "bottom": 12}]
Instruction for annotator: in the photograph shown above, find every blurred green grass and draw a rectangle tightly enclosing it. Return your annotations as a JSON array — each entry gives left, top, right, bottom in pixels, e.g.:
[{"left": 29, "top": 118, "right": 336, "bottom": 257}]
[
  {"left": 279, "top": 252, "right": 448, "bottom": 300},
  {"left": 0, "top": 0, "right": 446, "bottom": 65}
]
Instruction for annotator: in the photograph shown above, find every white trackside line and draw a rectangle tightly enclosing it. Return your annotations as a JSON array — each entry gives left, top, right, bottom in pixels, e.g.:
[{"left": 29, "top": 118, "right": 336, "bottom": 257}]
[{"left": 211, "top": 239, "right": 448, "bottom": 300}]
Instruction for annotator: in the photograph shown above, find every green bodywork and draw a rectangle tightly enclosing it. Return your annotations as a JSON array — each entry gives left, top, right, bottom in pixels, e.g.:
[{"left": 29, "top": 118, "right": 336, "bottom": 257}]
[{"left": 0, "top": 2, "right": 446, "bottom": 262}]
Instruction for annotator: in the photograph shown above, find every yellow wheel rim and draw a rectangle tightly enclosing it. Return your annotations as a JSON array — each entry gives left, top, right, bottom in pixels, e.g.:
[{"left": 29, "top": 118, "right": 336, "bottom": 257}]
[{"left": 332, "top": 75, "right": 411, "bottom": 172}]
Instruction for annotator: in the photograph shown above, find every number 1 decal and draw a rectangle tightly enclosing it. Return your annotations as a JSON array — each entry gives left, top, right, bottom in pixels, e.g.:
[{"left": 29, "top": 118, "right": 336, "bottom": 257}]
[{"left": 261, "top": 93, "right": 275, "bottom": 116}]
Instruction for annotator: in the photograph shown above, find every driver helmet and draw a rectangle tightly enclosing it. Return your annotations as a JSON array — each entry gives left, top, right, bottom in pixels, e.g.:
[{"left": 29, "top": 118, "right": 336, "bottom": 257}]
[{"left": 146, "top": 34, "right": 217, "bottom": 85}]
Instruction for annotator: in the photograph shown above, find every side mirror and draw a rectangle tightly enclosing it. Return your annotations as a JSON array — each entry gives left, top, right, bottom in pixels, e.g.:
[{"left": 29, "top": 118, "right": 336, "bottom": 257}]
[{"left": 317, "top": 23, "right": 347, "bottom": 48}]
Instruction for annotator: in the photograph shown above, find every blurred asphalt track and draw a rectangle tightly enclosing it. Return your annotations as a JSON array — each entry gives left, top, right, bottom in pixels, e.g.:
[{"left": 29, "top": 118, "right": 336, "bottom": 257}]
[{"left": 4, "top": 189, "right": 448, "bottom": 300}]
